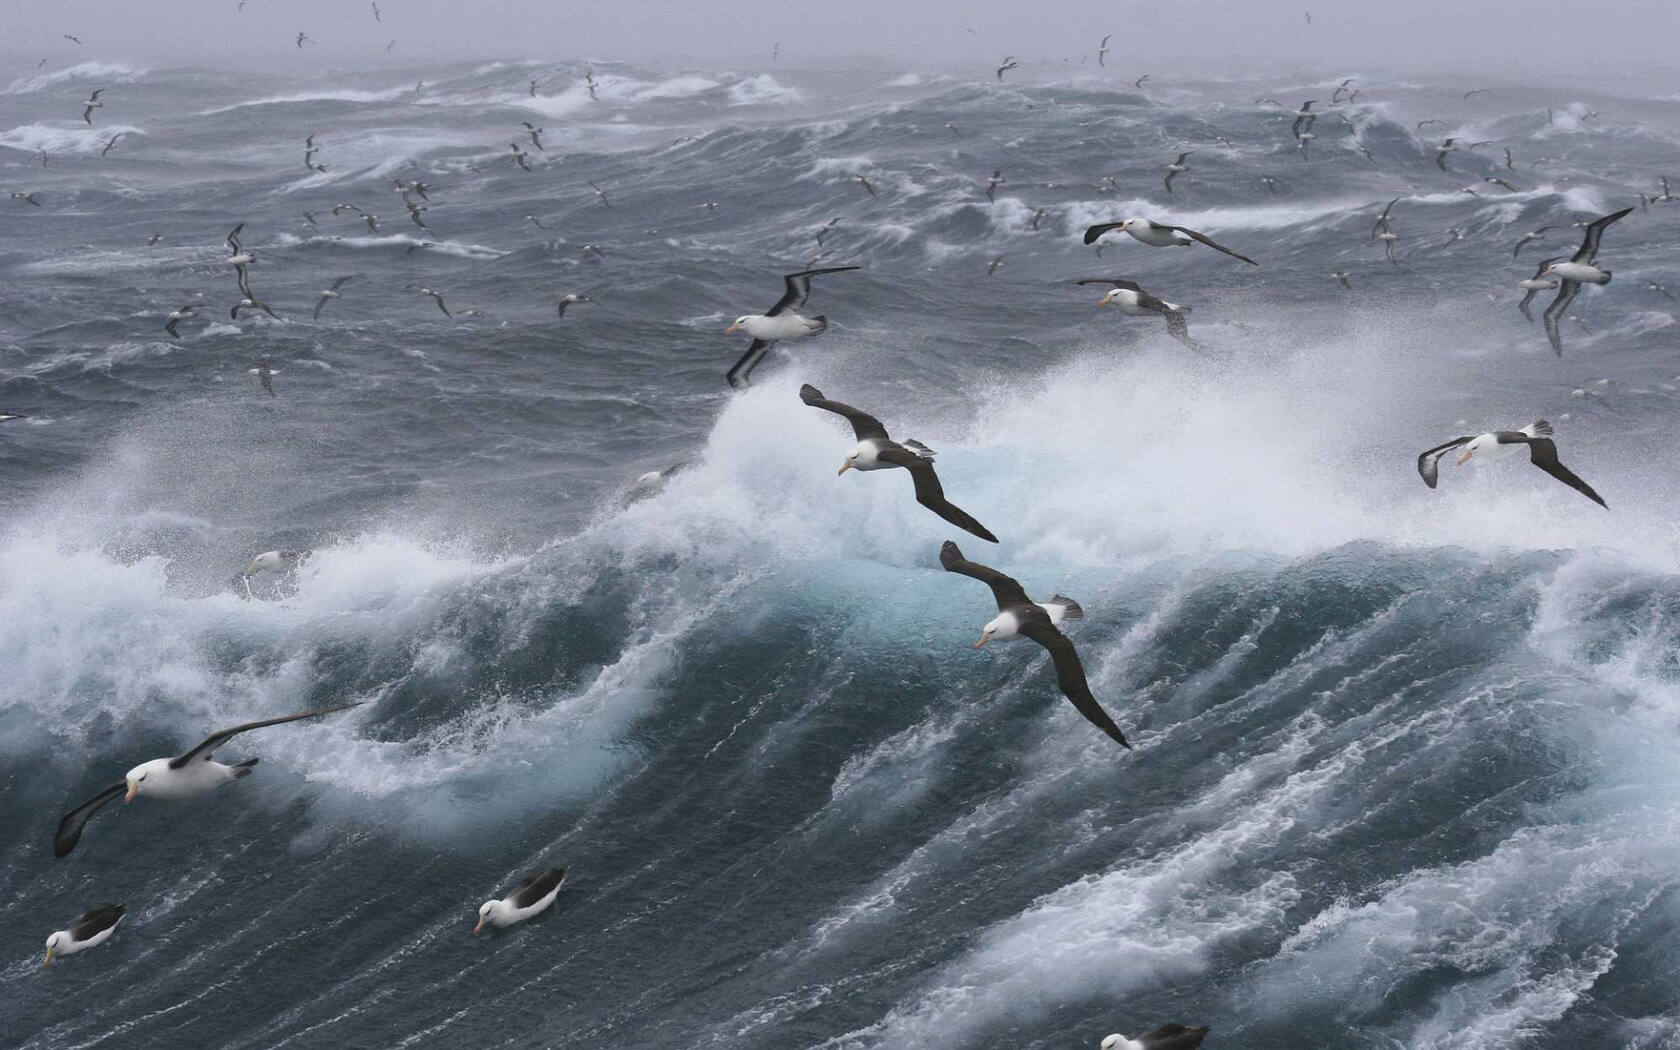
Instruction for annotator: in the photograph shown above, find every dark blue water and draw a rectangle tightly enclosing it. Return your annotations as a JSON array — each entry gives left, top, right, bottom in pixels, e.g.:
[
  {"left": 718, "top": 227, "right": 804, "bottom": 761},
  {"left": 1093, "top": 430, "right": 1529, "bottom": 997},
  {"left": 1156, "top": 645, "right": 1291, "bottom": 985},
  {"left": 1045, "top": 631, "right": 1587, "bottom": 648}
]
[{"left": 3, "top": 56, "right": 1680, "bottom": 1050}]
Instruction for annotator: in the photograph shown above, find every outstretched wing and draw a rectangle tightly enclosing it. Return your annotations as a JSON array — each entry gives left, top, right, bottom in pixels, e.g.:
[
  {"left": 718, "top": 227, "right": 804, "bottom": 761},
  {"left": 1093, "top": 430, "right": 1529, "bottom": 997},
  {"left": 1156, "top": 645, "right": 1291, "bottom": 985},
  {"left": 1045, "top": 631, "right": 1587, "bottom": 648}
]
[
  {"left": 939, "top": 540, "right": 1030, "bottom": 609},
  {"left": 509, "top": 867, "right": 566, "bottom": 908},
  {"left": 71, "top": 905, "right": 126, "bottom": 940},
  {"left": 798, "top": 384, "right": 890, "bottom": 441},
  {"left": 767, "top": 265, "right": 861, "bottom": 316},
  {"left": 883, "top": 450, "right": 997, "bottom": 543},
  {"left": 1018, "top": 621, "right": 1132, "bottom": 748},
  {"left": 1416, "top": 436, "right": 1475, "bottom": 488},
  {"left": 169, "top": 702, "right": 362, "bottom": 768},
  {"left": 1542, "top": 281, "right": 1580, "bottom": 356},
  {"left": 1076, "top": 277, "right": 1143, "bottom": 292},
  {"left": 235, "top": 264, "right": 253, "bottom": 300},
  {"left": 1573, "top": 207, "right": 1632, "bottom": 263},
  {"left": 54, "top": 782, "right": 126, "bottom": 858},
  {"left": 726, "top": 339, "right": 775, "bottom": 390},
  {"left": 1525, "top": 438, "right": 1607, "bottom": 507},
  {"left": 1166, "top": 224, "right": 1260, "bottom": 266},
  {"left": 226, "top": 223, "right": 244, "bottom": 254},
  {"left": 1082, "top": 222, "right": 1125, "bottom": 245},
  {"left": 1160, "top": 308, "right": 1194, "bottom": 346}
]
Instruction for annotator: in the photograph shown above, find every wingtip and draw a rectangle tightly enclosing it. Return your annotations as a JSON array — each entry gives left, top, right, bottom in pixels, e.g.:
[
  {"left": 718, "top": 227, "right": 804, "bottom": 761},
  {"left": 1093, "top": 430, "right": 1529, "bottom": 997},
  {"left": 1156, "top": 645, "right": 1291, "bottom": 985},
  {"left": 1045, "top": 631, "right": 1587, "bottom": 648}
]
[{"left": 798, "top": 383, "right": 821, "bottom": 404}]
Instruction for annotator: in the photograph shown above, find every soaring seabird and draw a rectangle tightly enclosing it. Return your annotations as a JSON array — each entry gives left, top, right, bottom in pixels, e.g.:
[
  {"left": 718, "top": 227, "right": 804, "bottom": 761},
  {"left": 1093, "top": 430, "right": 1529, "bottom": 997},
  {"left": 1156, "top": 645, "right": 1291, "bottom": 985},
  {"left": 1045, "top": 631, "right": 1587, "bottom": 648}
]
[
  {"left": 476, "top": 867, "right": 567, "bottom": 934},
  {"left": 987, "top": 254, "right": 1005, "bottom": 276},
  {"left": 1134, "top": 74, "right": 1150, "bottom": 89},
  {"left": 1290, "top": 101, "right": 1317, "bottom": 140},
  {"left": 510, "top": 143, "right": 531, "bottom": 171},
  {"left": 225, "top": 223, "right": 255, "bottom": 297},
  {"left": 313, "top": 276, "right": 354, "bottom": 319},
  {"left": 556, "top": 293, "right": 592, "bottom": 317},
  {"left": 1513, "top": 226, "right": 1552, "bottom": 258},
  {"left": 1484, "top": 176, "right": 1517, "bottom": 193},
  {"left": 296, "top": 31, "right": 313, "bottom": 48},
  {"left": 43, "top": 906, "right": 125, "bottom": 965},
  {"left": 409, "top": 285, "right": 452, "bottom": 317},
  {"left": 939, "top": 541, "right": 1130, "bottom": 748},
  {"left": 1540, "top": 207, "right": 1632, "bottom": 355},
  {"left": 231, "top": 297, "right": 278, "bottom": 320},
  {"left": 625, "top": 463, "right": 688, "bottom": 504},
  {"left": 12, "top": 192, "right": 41, "bottom": 206},
  {"left": 1162, "top": 151, "right": 1193, "bottom": 194},
  {"left": 1417, "top": 420, "right": 1605, "bottom": 507},
  {"left": 996, "top": 56, "right": 1019, "bottom": 80},
  {"left": 1097, "top": 34, "right": 1111, "bottom": 66},
  {"left": 53, "top": 703, "right": 360, "bottom": 857},
  {"left": 588, "top": 181, "right": 612, "bottom": 207},
  {"left": 247, "top": 361, "right": 280, "bottom": 397},
  {"left": 1435, "top": 138, "right": 1457, "bottom": 170},
  {"left": 521, "top": 121, "right": 545, "bottom": 150},
  {"left": 1078, "top": 277, "right": 1195, "bottom": 347},
  {"left": 1029, "top": 207, "right": 1048, "bottom": 230},
  {"left": 1099, "top": 1025, "right": 1210, "bottom": 1050},
  {"left": 1371, "top": 197, "right": 1401, "bottom": 264},
  {"left": 164, "top": 302, "right": 199, "bottom": 338},
  {"left": 724, "top": 265, "right": 860, "bottom": 389},
  {"left": 800, "top": 384, "right": 998, "bottom": 543},
  {"left": 362, "top": 212, "right": 379, "bottom": 232},
  {"left": 814, "top": 217, "right": 841, "bottom": 247},
  {"left": 1083, "top": 217, "right": 1258, "bottom": 266},
  {"left": 81, "top": 88, "right": 104, "bottom": 125},
  {"left": 1330, "top": 270, "right": 1352, "bottom": 289},
  {"left": 100, "top": 134, "right": 120, "bottom": 157},
  {"left": 0, "top": 411, "right": 26, "bottom": 422},
  {"left": 1517, "top": 257, "right": 1560, "bottom": 321}
]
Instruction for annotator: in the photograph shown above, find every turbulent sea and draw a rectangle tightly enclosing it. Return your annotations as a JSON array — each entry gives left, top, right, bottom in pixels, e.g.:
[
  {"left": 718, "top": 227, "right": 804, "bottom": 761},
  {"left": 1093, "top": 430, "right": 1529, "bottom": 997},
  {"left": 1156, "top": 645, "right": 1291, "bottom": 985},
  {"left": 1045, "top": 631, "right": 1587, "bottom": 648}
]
[{"left": 3, "top": 54, "right": 1680, "bottom": 1050}]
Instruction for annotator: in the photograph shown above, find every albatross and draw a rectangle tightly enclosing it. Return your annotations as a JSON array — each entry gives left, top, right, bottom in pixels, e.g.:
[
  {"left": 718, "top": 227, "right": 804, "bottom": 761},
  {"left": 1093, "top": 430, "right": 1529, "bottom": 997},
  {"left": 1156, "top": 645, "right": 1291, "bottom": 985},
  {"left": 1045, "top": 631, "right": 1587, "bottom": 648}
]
[
  {"left": 1083, "top": 217, "right": 1258, "bottom": 266},
  {"left": 939, "top": 541, "right": 1131, "bottom": 748},
  {"left": 1517, "top": 257, "right": 1559, "bottom": 321},
  {"left": 313, "top": 276, "right": 354, "bottom": 319},
  {"left": 53, "top": 703, "right": 361, "bottom": 857},
  {"left": 1162, "top": 151, "right": 1193, "bottom": 194},
  {"left": 1540, "top": 207, "right": 1632, "bottom": 356},
  {"left": 1099, "top": 1026, "right": 1210, "bottom": 1050},
  {"left": 724, "top": 265, "right": 860, "bottom": 389},
  {"left": 476, "top": 867, "right": 567, "bottom": 934},
  {"left": 1078, "top": 277, "right": 1195, "bottom": 347},
  {"left": 81, "top": 88, "right": 104, "bottom": 125},
  {"left": 44, "top": 905, "right": 125, "bottom": 965},
  {"left": 800, "top": 384, "right": 998, "bottom": 543},
  {"left": 1417, "top": 420, "right": 1606, "bottom": 507}
]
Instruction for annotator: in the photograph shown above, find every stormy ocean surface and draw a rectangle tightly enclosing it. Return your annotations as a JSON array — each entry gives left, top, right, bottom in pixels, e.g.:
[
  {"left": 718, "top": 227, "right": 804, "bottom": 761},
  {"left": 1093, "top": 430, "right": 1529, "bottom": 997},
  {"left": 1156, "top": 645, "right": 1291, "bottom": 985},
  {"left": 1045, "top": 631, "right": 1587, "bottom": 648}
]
[{"left": 2, "top": 55, "right": 1680, "bottom": 1050}]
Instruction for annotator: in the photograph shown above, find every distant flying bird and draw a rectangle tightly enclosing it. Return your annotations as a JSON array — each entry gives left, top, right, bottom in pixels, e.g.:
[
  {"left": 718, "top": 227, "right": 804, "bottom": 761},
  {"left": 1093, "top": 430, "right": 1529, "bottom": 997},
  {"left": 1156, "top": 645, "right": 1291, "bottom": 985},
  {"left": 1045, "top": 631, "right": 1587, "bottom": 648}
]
[
  {"left": 1029, "top": 207, "right": 1048, "bottom": 230},
  {"left": 987, "top": 255, "right": 1005, "bottom": 277},
  {"left": 1463, "top": 88, "right": 1491, "bottom": 101},
  {"left": 853, "top": 173, "right": 876, "bottom": 197},
  {"left": 521, "top": 121, "right": 545, "bottom": 149},
  {"left": 1162, "top": 151, "right": 1192, "bottom": 194},
  {"left": 100, "top": 134, "right": 120, "bottom": 156},
  {"left": 1540, "top": 207, "right": 1632, "bottom": 355},
  {"left": 247, "top": 360, "right": 280, "bottom": 397},
  {"left": 1435, "top": 138, "right": 1457, "bottom": 170},
  {"left": 510, "top": 142, "right": 531, "bottom": 171},
  {"left": 1097, "top": 35, "right": 1111, "bottom": 67},
  {"left": 63, "top": 34, "right": 83, "bottom": 45},
  {"left": 409, "top": 285, "right": 452, "bottom": 317},
  {"left": 1080, "top": 276, "right": 1197, "bottom": 347},
  {"left": 231, "top": 297, "right": 278, "bottom": 321},
  {"left": 1513, "top": 226, "right": 1551, "bottom": 258},
  {"left": 984, "top": 169, "right": 1005, "bottom": 202},
  {"left": 1290, "top": 101, "right": 1317, "bottom": 140},
  {"left": 371, "top": 2, "right": 381, "bottom": 21},
  {"left": 81, "top": 88, "right": 104, "bottom": 125},
  {"left": 996, "top": 56, "right": 1019, "bottom": 80},
  {"left": 1134, "top": 74, "right": 1150, "bottom": 89},
  {"left": 1484, "top": 176, "right": 1517, "bottom": 192},
  {"left": 11, "top": 192, "right": 40, "bottom": 206},
  {"left": 296, "top": 32, "right": 314, "bottom": 48},
  {"left": 1330, "top": 271, "right": 1352, "bottom": 289},
  {"left": 164, "top": 303, "right": 199, "bottom": 338},
  {"left": 588, "top": 181, "right": 612, "bottom": 207},
  {"left": 556, "top": 293, "right": 593, "bottom": 318},
  {"left": 313, "top": 276, "right": 354, "bottom": 319}
]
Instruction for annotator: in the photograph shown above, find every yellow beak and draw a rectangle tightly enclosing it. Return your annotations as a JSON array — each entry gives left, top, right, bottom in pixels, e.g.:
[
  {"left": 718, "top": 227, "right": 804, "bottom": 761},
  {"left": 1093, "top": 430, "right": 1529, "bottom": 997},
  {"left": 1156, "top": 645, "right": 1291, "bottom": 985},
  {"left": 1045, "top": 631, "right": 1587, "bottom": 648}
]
[
  {"left": 124, "top": 782, "right": 137, "bottom": 803},
  {"left": 838, "top": 461, "right": 852, "bottom": 475},
  {"left": 1456, "top": 450, "right": 1474, "bottom": 465},
  {"left": 725, "top": 323, "right": 740, "bottom": 334},
  {"left": 43, "top": 948, "right": 54, "bottom": 966},
  {"left": 473, "top": 918, "right": 486, "bottom": 935},
  {"left": 972, "top": 635, "right": 990, "bottom": 649}
]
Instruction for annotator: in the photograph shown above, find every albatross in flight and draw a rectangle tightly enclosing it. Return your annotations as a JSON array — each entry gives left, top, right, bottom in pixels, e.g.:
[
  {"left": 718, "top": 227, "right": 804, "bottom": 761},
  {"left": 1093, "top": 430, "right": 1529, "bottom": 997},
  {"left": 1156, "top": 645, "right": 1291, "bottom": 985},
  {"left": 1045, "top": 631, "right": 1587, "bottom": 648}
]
[
  {"left": 1517, "top": 257, "right": 1559, "bottom": 321},
  {"left": 1162, "top": 151, "right": 1193, "bottom": 194},
  {"left": 940, "top": 541, "right": 1131, "bottom": 748},
  {"left": 1078, "top": 277, "right": 1196, "bottom": 347},
  {"left": 1540, "top": 207, "right": 1632, "bottom": 355},
  {"left": 800, "top": 384, "right": 998, "bottom": 543},
  {"left": 724, "top": 265, "right": 859, "bottom": 389},
  {"left": 476, "top": 867, "right": 567, "bottom": 934},
  {"left": 313, "top": 276, "right": 354, "bottom": 318},
  {"left": 53, "top": 703, "right": 361, "bottom": 857},
  {"left": 81, "top": 88, "right": 104, "bottom": 125},
  {"left": 1417, "top": 420, "right": 1606, "bottom": 507},
  {"left": 1083, "top": 217, "right": 1259, "bottom": 266}
]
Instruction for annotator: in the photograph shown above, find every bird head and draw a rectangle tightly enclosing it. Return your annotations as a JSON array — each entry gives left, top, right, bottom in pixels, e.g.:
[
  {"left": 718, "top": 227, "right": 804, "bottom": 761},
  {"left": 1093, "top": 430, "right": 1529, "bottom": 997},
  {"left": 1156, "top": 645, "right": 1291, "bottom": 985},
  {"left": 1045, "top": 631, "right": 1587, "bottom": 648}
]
[
  {"left": 1456, "top": 435, "right": 1491, "bottom": 466},
  {"left": 1097, "top": 289, "right": 1122, "bottom": 307},
  {"left": 44, "top": 933, "right": 62, "bottom": 965},
  {"left": 1099, "top": 1035, "right": 1128, "bottom": 1050},
  {"left": 725, "top": 316, "right": 752, "bottom": 334},
  {"left": 124, "top": 760, "right": 162, "bottom": 802},
  {"left": 474, "top": 901, "right": 496, "bottom": 935}
]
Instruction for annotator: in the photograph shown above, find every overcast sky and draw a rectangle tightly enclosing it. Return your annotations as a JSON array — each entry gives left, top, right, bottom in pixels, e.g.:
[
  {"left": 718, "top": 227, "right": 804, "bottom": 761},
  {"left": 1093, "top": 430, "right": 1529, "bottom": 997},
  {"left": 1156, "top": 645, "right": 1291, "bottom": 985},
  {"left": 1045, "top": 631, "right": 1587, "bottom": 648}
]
[{"left": 4, "top": 0, "right": 1680, "bottom": 80}]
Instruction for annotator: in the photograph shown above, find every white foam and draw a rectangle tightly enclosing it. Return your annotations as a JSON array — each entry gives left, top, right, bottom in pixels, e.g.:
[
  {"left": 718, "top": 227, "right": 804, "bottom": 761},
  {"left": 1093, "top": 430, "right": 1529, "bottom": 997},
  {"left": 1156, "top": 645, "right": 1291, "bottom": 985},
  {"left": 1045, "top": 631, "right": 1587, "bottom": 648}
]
[{"left": 4, "top": 62, "right": 144, "bottom": 95}]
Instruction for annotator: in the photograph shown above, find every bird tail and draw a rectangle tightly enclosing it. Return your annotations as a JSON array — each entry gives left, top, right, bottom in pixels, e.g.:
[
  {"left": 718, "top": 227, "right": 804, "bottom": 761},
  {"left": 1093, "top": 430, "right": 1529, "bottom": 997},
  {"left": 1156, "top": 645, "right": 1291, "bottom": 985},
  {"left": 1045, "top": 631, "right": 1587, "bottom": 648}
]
[
  {"left": 1524, "top": 419, "right": 1554, "bottom": 438},
  {"left": 230, "top": 758, "right": 259, "bottom": 778},
  {"left": 1045, "top": 594, "right": 1084, "bottom": 619},
  {"left": 1600, "top": 267, "right": 1613, "bottom": 283},
  {"left": 808, "top": 314, "right": 828, "bottom": 332},
  {"left": 1164, "top": 301, "right": 1190, "bottom": 314},
  {"left": 901, "top": 439, "right": 936, "bottom": 460}
]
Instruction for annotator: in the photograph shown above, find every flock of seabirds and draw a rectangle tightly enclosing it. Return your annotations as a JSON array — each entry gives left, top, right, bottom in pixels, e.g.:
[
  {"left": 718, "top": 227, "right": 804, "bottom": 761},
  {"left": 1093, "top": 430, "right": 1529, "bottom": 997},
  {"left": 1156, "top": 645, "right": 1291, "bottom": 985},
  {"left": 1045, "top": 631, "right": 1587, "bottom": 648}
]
[{"left": 8, "top": 16, "right": 1674, "bottom": 1050}]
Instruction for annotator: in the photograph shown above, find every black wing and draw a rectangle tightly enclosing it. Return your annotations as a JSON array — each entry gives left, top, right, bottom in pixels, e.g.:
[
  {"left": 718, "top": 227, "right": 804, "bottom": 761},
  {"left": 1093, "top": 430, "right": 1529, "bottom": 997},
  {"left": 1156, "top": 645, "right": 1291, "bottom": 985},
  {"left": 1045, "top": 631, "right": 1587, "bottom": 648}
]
[
  {"left": 939, "top": 540, "right": 1029, "bottom": 609},
  {"left": 313, "top": 295, "right": 329, "bottom": 320},
  {"left": 1083, "top": 222, "right": 1125, "bottom": 245},
  {"left": 1543, "top": 281, "right": 1581, "bottom": 356},
  {"left": 726, "top": 339, "right": 775, "bottom": 390},
  {"left": 799, "top": 384, "right": 890, "bottom": 441},
  {"left": 226, "top": 223, "right": 244, "bottom": 254},
  {"left": 1572, "top": 207, "right": 1632, "bottom": 264},
  {"left": 1525, "top": 438, "right": 1607, "bottom": 507},
  {"left": 1159, "top": 309, "right": 1194, "bottom": 347},
  {"left": 54, "top": 782, "right": 126, "bottom": 858},
  {"left": 1137, "top": 1024, "right": 1211, "bottom": 1050},
  {"left": 1076, "top": 277, "right": 1143, "bottom": 292},
  {"left": 169, "top": 702, "right": 361, "bottom": 768},
  {"left": 509, "top": 867, "right": 567, "bottom": 908},
  {"left": 235, "top": 264, "right": 253, "bottom": 299},
  {"left": 1018, "top": 621, "right": 1132, "bottom": 748},
  {"left": 70, "top": 905, "right": 126, "bottom": 940},
  {"left": 766, "top": 265, "right": 860, "bottom": 316},
  {"left": 166, "top": 317, "right": 182, "bottom": 337},
  {"left": 882, "top": 449, "right": 998, "bottom": 543},
  {"left": 1165, "top": 225, "right": 1260, "bottom": 266},
  {"left": 1416, "top": 436, "right": 1475, "bottom": 488}
]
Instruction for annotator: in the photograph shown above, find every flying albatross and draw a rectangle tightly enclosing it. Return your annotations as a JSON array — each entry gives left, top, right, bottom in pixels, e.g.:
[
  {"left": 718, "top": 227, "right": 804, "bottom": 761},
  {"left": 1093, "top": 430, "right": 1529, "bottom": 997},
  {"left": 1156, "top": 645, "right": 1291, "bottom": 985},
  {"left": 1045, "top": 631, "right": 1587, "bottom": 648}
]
[
  {"left": 1078, "top": 277, "right": 1196, "bottom": 347},
  {"left": 44, "top": 905, "right": 125, "bottom": 965},
  {"left": 1540, "top": 207, "right": 1632, "bottom": 356},
  {"left": 475, "top": 867, "right": 567, "bottom": 933},
  {"left": 939, "top": 541, "right": 1131, "bottom": 748},
  {"left": 800, "top": 384, "right": 997, "bottom": 543},
  {"left": 1417, "top": 420, "right": 1606, "bottom": 507},
  {"left": 1517, "top": 257, "right": 1559, "bottom": 322},
  {"left": 53, "top": 702, "right": 361, "bottom": 857},
  {"left": 1083, "top": 218, "right": 1258, "bottom": 266},
  {"left": 725, "top": 265, "right": 860, "bottom": 389}
]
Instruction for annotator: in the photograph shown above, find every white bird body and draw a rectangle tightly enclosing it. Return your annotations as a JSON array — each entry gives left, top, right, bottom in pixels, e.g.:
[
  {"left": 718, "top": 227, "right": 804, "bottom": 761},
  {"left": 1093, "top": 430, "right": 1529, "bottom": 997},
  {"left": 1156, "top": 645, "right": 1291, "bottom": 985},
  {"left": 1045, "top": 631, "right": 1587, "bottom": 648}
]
[
  {"left": 1099, "top": 286, "right": 1186, "bottom": 315},
  {"left": 44, "top": 908, "right": 125, "bottom": 964},
  {"left": 728, "top": 313, "right": 823, "bottom": 341},
  {"left": 1519, "top": 276, "right": 1559, "bottom": 291},
  {"left": 125, "top": 754, "right": 246, "bottom": 801},
  {"left": 244, "top": 549, "right": 299, "bottom": 576},
  {"left": 1118, "top": 218, "right": 1191, "bottom": 247},
  {"left": 979, "top": 601, "right": 1076, "bottom": 644},
  {"left": 475, "top": 868, "right": 567, "bottom": 933},
  {"left": 1545, "top": 260, "right": 1610, "bottom": 284}
]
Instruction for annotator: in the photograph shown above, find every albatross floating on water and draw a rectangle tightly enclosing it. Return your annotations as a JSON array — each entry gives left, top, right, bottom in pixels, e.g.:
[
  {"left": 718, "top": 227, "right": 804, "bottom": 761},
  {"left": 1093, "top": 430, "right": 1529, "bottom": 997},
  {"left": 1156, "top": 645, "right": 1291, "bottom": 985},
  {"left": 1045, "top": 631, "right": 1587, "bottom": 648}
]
[
  {"left": 44, "top": 905, "right": 125, "bottom": 965},
  {"left": 800, "top": 384, "right": 997, "bottom": 543},
  {"left": 1083, "top": 217, "right": 1258, "bottom": 266},
  {"left": 53, "top": 703, "right": 361, "bottom": 857},
  {"left": 724, "top": 265, "right": 860, "bottom": 389},
  {"left": 1417, "top": 420, "right": 1606, "bottom": 507},
  {"left": 1540, "top": 207, "right": 1632, "bottom": 356},
  {"left": 1099, "top": 1025, "right": 1210, "bottom": 1050},
  {"left": 476, "top": 867, "right": 567, "bottom": 934},
  {"left": 939, "top": 541, "right": 1131, "bottom": 748},
  {"left": 1078, "top": 277, "right": 1196, "bottom": 347}
]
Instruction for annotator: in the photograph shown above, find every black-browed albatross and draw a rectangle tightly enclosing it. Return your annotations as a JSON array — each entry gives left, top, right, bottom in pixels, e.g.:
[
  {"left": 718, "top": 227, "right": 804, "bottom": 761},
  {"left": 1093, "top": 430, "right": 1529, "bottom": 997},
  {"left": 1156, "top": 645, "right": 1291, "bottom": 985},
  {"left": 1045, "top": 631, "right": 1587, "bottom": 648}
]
[
  {"left": 1416, "top": 420, "right": 1606, "bottom": 507},
  {"left": 724, "top": 266, "right": 859, "bottom": 389},
  {"left": 475, "top": 866, "right": 567, "bottom": 933},
  {"left": 799, "top": 384, "right": 997, "bottom": 543},
  {"left": 1540, "top": 207, "right": 1632, "bottom": 356},
  {"left": 1078, "top": 277, "right": 1196, "bottom": 347},
  {"left": 1099, "top": 1025, "right": 1210, "bottom": 1050},
  {"left": 1083, "top": 218, "right": 1258, "bottom": 266},
  {"left": 939, "top": 541, "right": 1131, "bottom": 748},
  {"left": 53, "top": 702, "right": 361, "bottom": 857},
  {"left": 44, "top": 905, "right": 125, "bottom": 964}
]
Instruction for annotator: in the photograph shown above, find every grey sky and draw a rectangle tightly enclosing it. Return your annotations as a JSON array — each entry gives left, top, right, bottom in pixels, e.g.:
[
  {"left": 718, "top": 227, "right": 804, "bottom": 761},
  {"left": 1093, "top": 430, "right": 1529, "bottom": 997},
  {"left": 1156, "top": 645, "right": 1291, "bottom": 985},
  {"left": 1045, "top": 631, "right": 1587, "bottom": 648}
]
[{"left": 4, "top": 0, "right": 1680, "bottom": 78}]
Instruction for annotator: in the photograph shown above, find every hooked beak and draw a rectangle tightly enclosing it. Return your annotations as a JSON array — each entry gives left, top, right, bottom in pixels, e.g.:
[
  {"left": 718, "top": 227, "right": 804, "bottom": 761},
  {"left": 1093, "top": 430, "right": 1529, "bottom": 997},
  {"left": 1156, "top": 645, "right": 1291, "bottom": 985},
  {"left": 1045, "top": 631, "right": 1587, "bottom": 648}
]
[
  {"left": 838, "top": 461, "right": 852, "bottom": 475},
  {"left": 1456, "top": 450, "right": 1474, "bottom": 466},
  {"left": 972, "top": 634, "right": 990, "bottom": 649},
  {"left": 473, "top": 918, "right": 486, "bottom": 935},
  {"left": 724, "top": 323, "right": 740, "bottom": 334},
  {"left": 124, "top": 781, "right": 137, "bottom": 803},
  {"left": 43, "top": 948, "right": 54, "bottom": 966}
]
